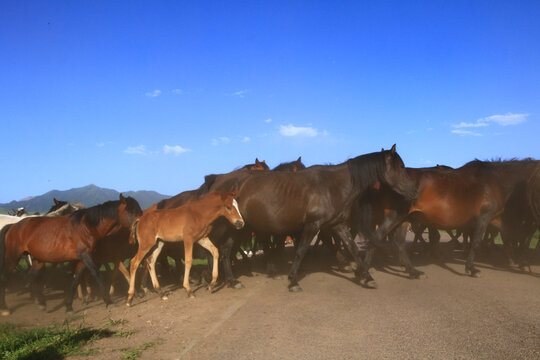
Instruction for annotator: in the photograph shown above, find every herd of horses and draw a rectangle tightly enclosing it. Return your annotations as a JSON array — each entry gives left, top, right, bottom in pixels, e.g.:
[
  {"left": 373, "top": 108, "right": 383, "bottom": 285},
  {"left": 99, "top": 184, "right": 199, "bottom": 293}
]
[{"left": 0, "top": 145, "right": 539, "bottom": 316}]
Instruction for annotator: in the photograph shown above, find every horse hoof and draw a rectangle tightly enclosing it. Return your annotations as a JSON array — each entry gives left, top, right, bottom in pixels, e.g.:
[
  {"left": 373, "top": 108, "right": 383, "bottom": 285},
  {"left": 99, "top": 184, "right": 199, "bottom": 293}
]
[
  {"left": 233, "top": 282, "right": 244, "bottom": 290},
  {"left": 418, "top": 273, "right": 427, "bottom": 280},
  {"left": 410, "top": 272, "right": 426, "bottom": 280},
  {"left": 65, "top": 310, "right": 74, "bottom": 317},
  {"left": 1, "top": 310, "right": 10, "bottom": 316},
  {"left": 289, "top": 285, "right": 303, "bottom": 293},
  {"left": 161, "top": 295, "right": 169, "bottom": 301},
  {"left": 363, "top": 280, "right": 378, "bottom": 289},
  {"left": 38, "top": 305, "right": 46, "bottom": 312},
  {"left": 126, "top": 302, "right": 132, "bottom": 307},
  {"left": 471, "top": 272, "right": 481, "bottom": 278}
]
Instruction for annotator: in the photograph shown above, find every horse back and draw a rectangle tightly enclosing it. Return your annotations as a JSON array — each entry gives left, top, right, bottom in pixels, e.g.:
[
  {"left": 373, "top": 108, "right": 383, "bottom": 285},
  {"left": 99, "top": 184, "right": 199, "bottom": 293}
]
[{"left": 237, "top": 169, "right": 350, "bottom": 233}]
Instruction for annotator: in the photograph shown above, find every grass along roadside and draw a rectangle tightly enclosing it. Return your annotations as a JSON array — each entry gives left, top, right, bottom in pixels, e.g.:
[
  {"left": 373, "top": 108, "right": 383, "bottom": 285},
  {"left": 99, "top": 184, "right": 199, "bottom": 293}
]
[{"left": 0, "top": 318, "right": 136, "bottom": 360}]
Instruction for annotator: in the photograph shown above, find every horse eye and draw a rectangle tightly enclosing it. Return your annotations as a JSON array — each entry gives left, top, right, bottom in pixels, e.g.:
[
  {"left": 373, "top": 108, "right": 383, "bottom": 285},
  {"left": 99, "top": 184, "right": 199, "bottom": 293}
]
[{"left": 226, "top": 206, "right": 231, "bottom": 211}]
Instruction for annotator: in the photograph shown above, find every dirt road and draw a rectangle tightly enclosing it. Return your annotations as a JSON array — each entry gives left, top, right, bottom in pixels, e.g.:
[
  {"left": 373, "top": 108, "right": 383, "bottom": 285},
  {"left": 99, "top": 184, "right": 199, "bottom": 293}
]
[{"left": 2, "top": 238, "right": 539, "bottom": 359}]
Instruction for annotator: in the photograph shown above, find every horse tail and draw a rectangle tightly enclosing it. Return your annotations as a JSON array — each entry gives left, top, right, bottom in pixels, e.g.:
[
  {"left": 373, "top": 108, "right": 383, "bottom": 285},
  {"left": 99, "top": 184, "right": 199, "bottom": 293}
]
[
  {"left": 129, "top": 219, "right": 140, "bottom": 245},
  {"left": 0, "top": 224, "right": 13, "bottom": 277}
]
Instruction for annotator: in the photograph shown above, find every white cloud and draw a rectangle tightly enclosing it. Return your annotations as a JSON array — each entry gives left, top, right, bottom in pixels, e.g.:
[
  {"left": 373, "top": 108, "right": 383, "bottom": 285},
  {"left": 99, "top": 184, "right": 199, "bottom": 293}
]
[
  {"left": 481, "top": 113, "right": 528, "bottom": 126},
  {"left": 452, "top": 112, "right": 528, "bottom": 129},
  {"left": 451, "top": 129, "right": 482, "bottom": 136},
  {"left": 163, "top": 144, "right": 190, "bottom": 155},
  {"left": 231, "top": 90, "right": 250, "bottom": 98},
  {"left": 172, "top": 89, "right": 183, "bottom": 95},
  {"left": 265, "top": 118, "right": 272, "bottom": 123},
  {"left": 145, "top": 89, "right": 162, "bottom": 97},
  {"left": 452, "top": 121, "right": 489, "bottom": 128},
  {"left": 211, "top": 137, "right": 231, "bottom": 146},
  {"left": 124, "top": 145, "right": 148, "bottom": 155},
  {"left": 96, "top": 142, "right": 105, "bottom": 147},
  {"left": 241, "top": 136, "right": 250, "bottom": 143},
  {"left": 279, "top": 124, "right": 318, "bottom": 137}
]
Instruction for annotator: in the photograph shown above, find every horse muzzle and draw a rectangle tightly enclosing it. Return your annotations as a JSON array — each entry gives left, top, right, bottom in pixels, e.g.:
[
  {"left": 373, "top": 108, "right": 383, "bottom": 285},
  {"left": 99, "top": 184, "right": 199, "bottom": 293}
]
[{"left": 234, "top": 220, "right": 245, "bottom": 229}]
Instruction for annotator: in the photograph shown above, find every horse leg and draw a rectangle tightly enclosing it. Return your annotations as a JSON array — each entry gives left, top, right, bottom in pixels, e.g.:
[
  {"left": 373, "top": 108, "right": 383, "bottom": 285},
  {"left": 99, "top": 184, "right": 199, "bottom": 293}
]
[
  {"left": 66, "top": 262, "right": 86, "bottom": 315},
  {"left": 392, "top": 223, "right": 424, "bottom": 279},
  {"left": 428, "top": 227, "right": 441, "bottom": 259},
  {"left": 220, "top": 234, "right": 243, "bottom": 289},
  {"left": 127, "top": 240, "right": 155, "bottom": 306},
  {"left": 333, "top": 223, "right": 377, "bottom": 288},
  {"left": 197, "top": 237, "right": 219, "bottom": 292},
  {"left": 183, "top": 240, "right": 195, "bottom": 298},
  {"left": 288, "top": 223, "right": 320, "bottom": 292},
  {"left": 147, "top": 241, "right": 166, "bottom": 299},
  {"left": 28, "top": 260, "right": 46, "bottom": 311},
  {"left": 465, "top": 217, "right": 490, "bottom": 277},
  {"left": 78, "top": 252, "right": 111, "bottom": 306}
]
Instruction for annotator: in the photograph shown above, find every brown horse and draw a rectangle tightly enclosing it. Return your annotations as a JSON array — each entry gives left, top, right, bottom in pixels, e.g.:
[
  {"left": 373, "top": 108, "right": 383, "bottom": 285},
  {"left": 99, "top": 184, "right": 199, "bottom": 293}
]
[
  {"left": 126, "top": 191, "right": 244, "bottom": 306},
  {"left": 368, "top": 159, "right": 539, "bottom": 277},
  {"left": 0, "top": 195, "right": 142, "bottom": 315},
  {"left": 138, "top": 158, "right": 270, "bottom": 289}
]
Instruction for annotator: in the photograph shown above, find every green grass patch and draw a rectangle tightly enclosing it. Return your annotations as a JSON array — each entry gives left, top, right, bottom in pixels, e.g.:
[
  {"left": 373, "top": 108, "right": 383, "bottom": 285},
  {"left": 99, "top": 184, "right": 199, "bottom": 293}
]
[
  {"left": 0, "top": 323, "right": 115, "bottom": 360},
  {"left": 121, "top": 339, "right": 163, "bottom": 360}
]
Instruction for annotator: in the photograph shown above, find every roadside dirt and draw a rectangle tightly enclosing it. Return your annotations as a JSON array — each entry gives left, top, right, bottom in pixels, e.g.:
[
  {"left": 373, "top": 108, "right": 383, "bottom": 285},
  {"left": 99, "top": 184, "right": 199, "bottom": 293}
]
[{"left": 2, "top": 234, "right": 539, "bottom": 360}]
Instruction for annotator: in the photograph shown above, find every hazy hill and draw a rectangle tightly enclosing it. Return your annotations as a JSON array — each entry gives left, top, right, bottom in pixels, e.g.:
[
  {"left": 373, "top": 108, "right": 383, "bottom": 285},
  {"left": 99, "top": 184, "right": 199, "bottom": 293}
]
[{"left": 0, "top": 184, "right": 170, "bottom": 213}]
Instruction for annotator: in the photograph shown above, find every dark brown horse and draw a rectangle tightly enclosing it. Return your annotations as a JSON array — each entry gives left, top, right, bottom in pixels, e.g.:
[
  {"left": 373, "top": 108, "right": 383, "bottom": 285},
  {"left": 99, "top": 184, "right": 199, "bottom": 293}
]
[
  {"left": 126, "top": 191, "right": 244, "bottom": 305},
  {"left": 0, "top": 195, "right": 142, "bottom": 315},
  {"left": 367, "top": 159, "right": 539, "bottom": 277},
  {"left": 527, "top": 162, "right": 540, "bottom": 225},
  {"left": 202, "top": 145, "right": 416, "bottom": 291}
]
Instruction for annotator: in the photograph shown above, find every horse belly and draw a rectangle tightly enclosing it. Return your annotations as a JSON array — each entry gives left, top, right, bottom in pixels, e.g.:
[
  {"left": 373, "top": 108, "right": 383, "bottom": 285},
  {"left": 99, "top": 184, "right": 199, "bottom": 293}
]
[
  {"left": 243, "top": 198, "right": 305, "bottom": 234},
  {"left": 26, "top": 236, "right": 78, "bottom": 263},
  {"left": 410, "top": 195, "right": 478, "bottom": 229}
]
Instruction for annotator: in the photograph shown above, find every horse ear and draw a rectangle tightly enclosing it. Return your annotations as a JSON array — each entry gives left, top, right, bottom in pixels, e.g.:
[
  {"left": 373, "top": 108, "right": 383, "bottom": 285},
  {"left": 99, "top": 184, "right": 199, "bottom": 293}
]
[
  {"left": 54, "top": 198, "right": 60, "bottom": 205},
  {"left": 390, "top": 144, "right": 396, "bottom": 155},
  {"left": 255, "top": 158, "right": 260, "bottom": 165},
  {"left": 119, "top": 194, "right": 126, "bottom": 203},
  {"left": 297, "top": 156, "right": 301, "bottom": 162},
  {"left": 381, "top": 148, "right": 385, "bottom": 152},
  {"left": 231, "top": 189, "right": 238, "bottom": 198}
]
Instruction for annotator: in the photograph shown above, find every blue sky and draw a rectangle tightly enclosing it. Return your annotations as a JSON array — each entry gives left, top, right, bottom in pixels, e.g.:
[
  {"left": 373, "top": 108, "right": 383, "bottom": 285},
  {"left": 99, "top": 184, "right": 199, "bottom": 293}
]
[{"left": 1, "top": 1, "right": 539, "bottom": 202}]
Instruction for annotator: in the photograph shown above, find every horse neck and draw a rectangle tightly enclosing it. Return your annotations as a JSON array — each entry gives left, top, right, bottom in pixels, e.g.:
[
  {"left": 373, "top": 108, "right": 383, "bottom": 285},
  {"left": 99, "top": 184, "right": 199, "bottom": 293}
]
[
  {"left": 189, "top": 196, "right": 227, "bottom": 225},
  {"left": 489, "top": 161, "right": 539, "bottom": 196},
  {"left": 86, "top": 216, "right": 123, "bottom": 238},
  {"left": 212, "top": 169, "right": 256, "bottom": 192}
]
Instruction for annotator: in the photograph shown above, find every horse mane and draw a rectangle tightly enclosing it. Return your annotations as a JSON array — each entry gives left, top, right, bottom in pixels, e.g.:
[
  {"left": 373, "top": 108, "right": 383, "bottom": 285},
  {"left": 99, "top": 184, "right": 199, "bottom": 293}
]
[
  {"left": 198, "top": 174, "right": 219, "bottom": 196},
  {"left": 70, "top": 200, "right": 121, "bottom": 227},
  {"left": 70, "top": 197, "right": 138, "bottom": 227},
  {"left": 346, "top": 151, "right": 391, "bottom": 189},
  {"left": 273, "top": 159, "right": 307, "bottom": 172},
  {"left": 464, "top": 158, "right": 538, "bottom": 169},
  {"left": 156, "top": 198, "right": 168, "bottom": 210}
]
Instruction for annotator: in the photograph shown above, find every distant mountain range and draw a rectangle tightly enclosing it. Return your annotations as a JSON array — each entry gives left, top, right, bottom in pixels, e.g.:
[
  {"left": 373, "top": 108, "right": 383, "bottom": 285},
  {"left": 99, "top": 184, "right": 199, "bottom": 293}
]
[{"left": 0, "top": 184, "right": 171, "bottom": 213}]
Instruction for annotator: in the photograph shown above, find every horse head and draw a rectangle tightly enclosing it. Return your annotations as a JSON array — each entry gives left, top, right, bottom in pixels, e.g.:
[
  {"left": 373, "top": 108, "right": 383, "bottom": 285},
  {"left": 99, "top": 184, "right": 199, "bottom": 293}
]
[
  {"left": 219, "top": 191, "right": 244, "bottom": 229},
  {"left": 117, "top": 194, "right": 143, "bottom": 228},
  {"left": 381, "top": 144, "right": 417, "bottom": 201}
]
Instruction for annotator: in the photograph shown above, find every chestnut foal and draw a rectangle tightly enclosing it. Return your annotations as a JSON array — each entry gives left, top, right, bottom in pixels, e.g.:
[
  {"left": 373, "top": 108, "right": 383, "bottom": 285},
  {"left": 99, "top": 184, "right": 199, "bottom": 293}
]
[{"left": 126, "top": 191, "right": 244, "bottom": 306}]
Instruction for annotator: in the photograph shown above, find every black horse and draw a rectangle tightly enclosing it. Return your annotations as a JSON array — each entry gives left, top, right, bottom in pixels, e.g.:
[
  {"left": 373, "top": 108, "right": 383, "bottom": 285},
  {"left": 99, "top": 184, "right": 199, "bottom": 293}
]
[{"left": 201, "top": 145, "right": 416, "bottom": 291}]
